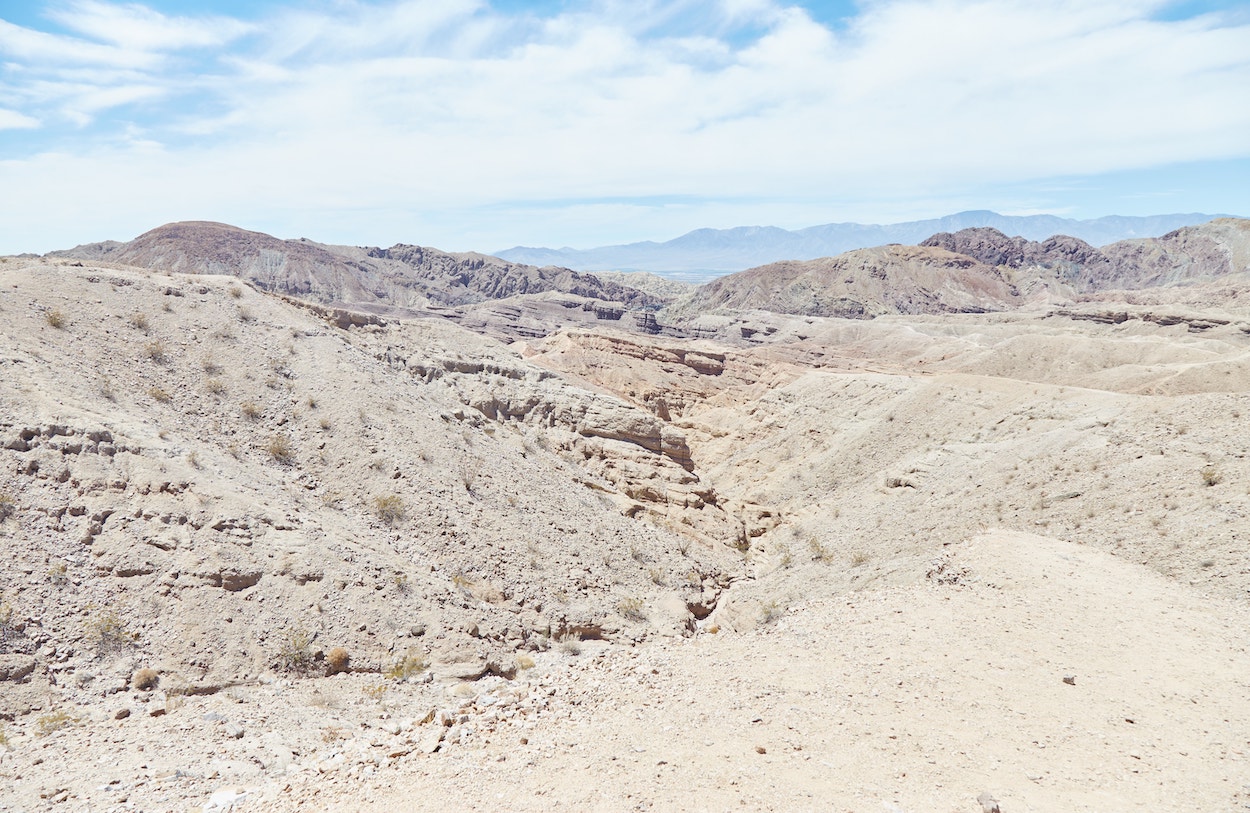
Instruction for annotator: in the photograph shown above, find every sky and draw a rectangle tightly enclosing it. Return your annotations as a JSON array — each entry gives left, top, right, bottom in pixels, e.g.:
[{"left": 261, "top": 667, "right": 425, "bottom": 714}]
[{"left": 0, "top": 0, "right": 1248, "bottom": 254}]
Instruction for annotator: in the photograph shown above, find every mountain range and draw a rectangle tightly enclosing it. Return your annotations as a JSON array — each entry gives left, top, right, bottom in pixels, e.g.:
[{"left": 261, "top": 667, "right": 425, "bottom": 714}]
[{"left": 496, "top": 210, "right": 1234, "bottom": 279}]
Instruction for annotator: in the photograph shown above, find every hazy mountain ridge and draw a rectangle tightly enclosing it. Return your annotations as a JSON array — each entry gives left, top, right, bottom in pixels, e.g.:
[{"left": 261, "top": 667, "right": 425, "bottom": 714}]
[
  {"left": 50, "top": 221, "right": 661, "bottom": 313},
  {"left": 669, "top": 218, "right": 1250, "bottom": 321},
  {"left": 496, "top": 210, "right": 1232, "bottom": 276}
]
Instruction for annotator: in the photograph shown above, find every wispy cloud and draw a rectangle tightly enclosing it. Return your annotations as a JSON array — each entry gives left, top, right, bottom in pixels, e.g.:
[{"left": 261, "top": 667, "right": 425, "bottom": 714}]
[
  {"left": 0, "top": 0, "right": 1247, "bottom": 253},
  {"left": 46, "top": 0, "right": 253, "bottom": 51}
]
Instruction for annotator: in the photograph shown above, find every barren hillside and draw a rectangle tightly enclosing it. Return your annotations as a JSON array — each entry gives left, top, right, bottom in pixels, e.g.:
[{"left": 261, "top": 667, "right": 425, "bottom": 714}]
[{"left": 2, "top": 227, "right": 1249, "bottom": 812}]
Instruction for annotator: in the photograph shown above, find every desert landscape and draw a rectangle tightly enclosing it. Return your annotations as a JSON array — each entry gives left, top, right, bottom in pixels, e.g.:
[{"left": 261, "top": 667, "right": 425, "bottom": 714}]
[{"left": 0, "top": 217, "right": 1247, "bottom": 811}]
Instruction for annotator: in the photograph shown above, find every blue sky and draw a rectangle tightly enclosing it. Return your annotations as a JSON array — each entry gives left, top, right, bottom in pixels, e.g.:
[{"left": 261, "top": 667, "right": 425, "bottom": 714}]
[{"left": 1, "top": 0, "right": 1247, "bottom": 254}]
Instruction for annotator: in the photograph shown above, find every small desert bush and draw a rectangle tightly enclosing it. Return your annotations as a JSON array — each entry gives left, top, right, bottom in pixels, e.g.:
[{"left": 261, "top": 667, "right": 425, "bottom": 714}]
[
  {"left": 143, "top": 341, "right": 167, "bottom": 363},
  {"left": 759, "top": 600, "right": 785, "bottom": 624},
  {"left": 202, "top": 358, "right": 224, "bottom": 374},
  {"left": 266, "top": 434, "right": 295, "bottom": 465},
  {"left": 129, "top": 312, "right": 150, "bottom": 332},
  {"left": 148, "top": 386, "right": 172, "bottom": 403},
  {"left": 238, "top": 306, "right": 254, "bottom": 322},
  {"left": 35, "top": 709, "right": 78, "bottom": 737},
  {"left": 205, "top": 378, "right": 226, "bottom": 395},
  {"left": 240, "top": 401, "right": 261, "bottom": 419},
  {"left": 617, "top": 597, "right": 646, "bottom": 621},
  {"left": 47, "top": 561, "right": 68, "bottom": 585},
  {"left": 515, "top": 654, "right": 536, "bottom": 671},
  {"left": 228, "top": 285, "right": 243, "bottom": 299},
  {"left": 86, "top": 609, "right": 134, "bottom": 651},
  {"left": 132, "top": 668, "right": 159, "bottom": 691},
  {"left": 326, "top": 647, "right": 350, "bottom": 675},
  {"left": 0, "top": 492, "right": 15, "bottom": 521},
  {"left": 384, "top": 651, "right": 428, "bottom": 681},
  {"left": 362, "top": 682, "right": 389, "bottom": 700},
  {"left": 277, "top": 627, "right": 315, "bottom": 672},
  {"left": 556, "top": 631, "right": 582, "bottom": 655},
  {"left": 1201, "top": 465, "right": 1222, "bottom": 487},
  {"left": 374, "top": 494, "right": 406, "bottom": 525},
  {"left": 850, "top": 550, "right": 871, "bottom": 567},
  {"left": 45, "top": 309, "right": 66, "bottom": 329}
]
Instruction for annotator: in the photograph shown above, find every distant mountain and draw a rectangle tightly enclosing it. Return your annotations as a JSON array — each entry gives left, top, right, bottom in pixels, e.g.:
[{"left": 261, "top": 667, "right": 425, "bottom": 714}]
[
  {"left": 49, "top": 221, "right": 661, "bottom": 312},
  {"left": 665, "top": 218, "right": 1250, "bottom": 321},
  {"left": 496, "top": 211, "right": 1233, "bottom": 278}
]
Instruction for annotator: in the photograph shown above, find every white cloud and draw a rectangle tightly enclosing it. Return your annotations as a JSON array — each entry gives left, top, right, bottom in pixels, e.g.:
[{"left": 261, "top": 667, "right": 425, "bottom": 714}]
[
  {"left": 47, "top": 0, "right": 253, "bottom": 51},
  {"left": 0, "top": 108, "right": 40, "bottom": 129},
  {"left": 0, "top": 0, "right": 1248, "bottom": 253}
]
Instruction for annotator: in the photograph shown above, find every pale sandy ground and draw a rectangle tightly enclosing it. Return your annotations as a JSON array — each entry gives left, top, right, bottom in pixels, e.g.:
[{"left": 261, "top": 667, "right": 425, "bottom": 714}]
[{"left": 265, "top": 532, "right": 1250, "bottom": 813}]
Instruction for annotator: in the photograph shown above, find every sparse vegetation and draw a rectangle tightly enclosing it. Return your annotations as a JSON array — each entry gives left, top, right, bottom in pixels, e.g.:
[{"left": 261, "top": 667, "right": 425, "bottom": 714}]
[
  {"left": 374, "top": 494, "right": 406, "bottom": 525},
  {"left": 326, "top": 647, "right": 350, "bottom": 675},
  {"left": 228, "top": 285, "right": 243, "bottom": 299},
  {"left": 277, "top": 626, "right": 315, "bottom": 672},
  {"left": 205, "top": 378, "right": 226, "bottom": 394},
  {"left": 132, "top": 668, "right": 159, "bottom": 691},
  {"left": 617, "top": 597, "right": 646, "bottom": 621},
  {"left": 0, "top": 492, "right": 15, "bottom": 521},
  {"left": 384, "top": 650, "right": 428, "bottom": 681},
  {"left": 47, "top": 561, "right": 68, "bottom": 585},
  {"left": 240, "top": 401, "right": 261, "bottom": 419},
  {"left": 86, "top": 609, "right": 134, "bottom": 651},
  {"left": 35, "top": 709, "right": 78, "bottom": 737},
  {"left": 129, "top": 312, "right": 150, "bottom": 331},
  {"left": 461, "top": 455, "right": 482, "bottom": 491},
  {"left": 266, "top": 434, "right": 295, "bottom": 465},
  {"left": 1201, "top": 465, "right": 1222, "bottom": 487},
  {"left": 556, "top": 631, "right": 583, "bottom": 655},
  {"left": 850, "top": 550, "right": 871, "bottom": 567},
  {"left": 148, "top": 386, "right": 172, "bottom": 403},
  {"left": 45, "top": 308, "right": 66, "bottom": 329},
  {"left": 143, "top": 340, "right": 167, "bottom": 363},
  {"left": 759, "top": 599, "right": 785, "bottom": 624}
]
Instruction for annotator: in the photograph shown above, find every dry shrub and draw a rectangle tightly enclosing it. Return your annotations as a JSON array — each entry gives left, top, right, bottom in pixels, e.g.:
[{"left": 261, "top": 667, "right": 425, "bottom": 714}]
[
  {"left": 326, "top": 647, "right": 350, "bottom": 675},
  {"left": 144, "top": 341, "right": 167, "bottom": 363},
  {"left": 374, "top": 494, "right": 406, "bottom": 526},
  {"left": 267, "top": 434, "right": 295, "bottom": 465},
  {"left": 45, "top": 309, "right": 66, "bottom": 329},
  {"left": 132, "top": 668, "right": 159, "bottom": 691}
]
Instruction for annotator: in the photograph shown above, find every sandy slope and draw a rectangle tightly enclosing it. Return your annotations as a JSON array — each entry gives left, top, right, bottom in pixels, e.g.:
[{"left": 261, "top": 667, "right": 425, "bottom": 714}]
[{"left": 274, "top": 532, "right": 1250, "bottom": 812}]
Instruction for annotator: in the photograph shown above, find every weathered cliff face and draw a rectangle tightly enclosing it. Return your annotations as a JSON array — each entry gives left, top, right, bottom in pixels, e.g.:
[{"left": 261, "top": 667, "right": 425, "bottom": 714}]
[
  {"left": 666, "top": 244, "right": 1020, "bottom": 320},
  {"left": 374, "top": 321, "right": 740, "bottom": 544},
  {"left": 49, "top": 220, "right": 662, "bottom": 315}
]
